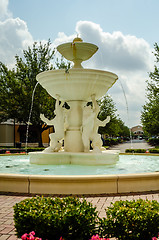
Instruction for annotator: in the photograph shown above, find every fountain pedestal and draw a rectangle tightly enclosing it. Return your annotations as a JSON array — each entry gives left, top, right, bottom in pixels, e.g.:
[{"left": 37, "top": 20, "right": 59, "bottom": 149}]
[{"left": 64, "top": 100, "right": 85, "bottom": 152}]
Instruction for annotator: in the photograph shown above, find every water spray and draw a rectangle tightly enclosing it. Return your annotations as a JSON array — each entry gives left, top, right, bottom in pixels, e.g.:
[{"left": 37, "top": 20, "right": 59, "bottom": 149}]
[{"left": 25, "top": 82, "right": 39, "bottom": 153}]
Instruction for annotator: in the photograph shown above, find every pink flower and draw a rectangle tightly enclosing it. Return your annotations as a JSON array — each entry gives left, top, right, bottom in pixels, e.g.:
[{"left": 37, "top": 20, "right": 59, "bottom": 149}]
[
  {"left": 152, "top": 238, "right": 157, "bottom": 240},
  {"left": 90, "top": 235, "right": 109, "bottom": 240},
  {"left": 21, "top": 232, "right": 42, "bottom": 240},
  {"left": 90, "top": 234, "right": 100, "bottom": 240},
  {"left": 21, "top": 233, "right": 28, "bottom": 240},
  {"left": 29, "top": 234, "right": 35, "bottom": 240},
  {"left": 30, "top": 231, "right": 35, "bottom": 236},
  {"left": 59, "top": 237, "right": 64, "bottom": 240}
]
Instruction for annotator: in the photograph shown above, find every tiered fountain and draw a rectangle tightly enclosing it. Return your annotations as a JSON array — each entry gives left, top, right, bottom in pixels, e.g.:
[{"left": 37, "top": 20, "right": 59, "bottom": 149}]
[
  {"left": 1, "top": 38, "right": 159, "bottom": 195},
  {"left": 29, "top": 37, "right": 119, "bottom": 165}
]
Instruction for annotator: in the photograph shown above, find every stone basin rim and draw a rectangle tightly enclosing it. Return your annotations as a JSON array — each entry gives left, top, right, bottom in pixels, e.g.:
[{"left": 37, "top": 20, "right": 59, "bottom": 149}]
[
  {"left": 36, "top": 68, "right": 118, "bottom": 79},
  {"left": 0, "top": 172, "right": 159, "bottom": 195}
]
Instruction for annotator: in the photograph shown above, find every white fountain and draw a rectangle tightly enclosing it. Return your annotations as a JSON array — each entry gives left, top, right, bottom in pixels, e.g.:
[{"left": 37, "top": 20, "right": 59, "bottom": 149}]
[
  {"left": 1, "top": 43, "right": 159, "bottom": 195},
  {"left": 29, "top": 37, "right": 119, "bottom": 165}
]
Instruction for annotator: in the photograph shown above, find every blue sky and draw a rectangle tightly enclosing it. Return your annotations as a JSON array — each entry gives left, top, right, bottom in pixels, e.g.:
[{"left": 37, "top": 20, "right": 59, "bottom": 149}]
[
  {"left": 8, "top": 0, "right": 159, "bottom": 47},
  {"left": 1, "top": 0, "right": 159, "bottom": 127}
]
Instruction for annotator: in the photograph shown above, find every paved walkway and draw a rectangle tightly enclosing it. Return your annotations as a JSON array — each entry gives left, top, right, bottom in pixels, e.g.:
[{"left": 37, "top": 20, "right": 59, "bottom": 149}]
[
  {"left": 0, "top": 192, "right": 159, "bottom": 240},
  {"left": 110, "top": 139, "right": 154, "bottom": 153}
]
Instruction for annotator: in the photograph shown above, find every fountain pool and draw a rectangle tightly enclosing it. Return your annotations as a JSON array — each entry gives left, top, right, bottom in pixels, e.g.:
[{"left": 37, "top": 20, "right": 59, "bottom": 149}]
[
  {"left": 0, "top": 154, "right": 159, "bottom": 195},
  {"left": 0, "top": 154, "right": 159, "bottom": 175}
]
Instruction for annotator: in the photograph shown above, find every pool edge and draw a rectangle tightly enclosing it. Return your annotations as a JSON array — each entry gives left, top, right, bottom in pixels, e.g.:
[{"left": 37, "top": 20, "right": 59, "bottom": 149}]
[{"left": 0, "top": 172, "right": 159, "bottom": 195}]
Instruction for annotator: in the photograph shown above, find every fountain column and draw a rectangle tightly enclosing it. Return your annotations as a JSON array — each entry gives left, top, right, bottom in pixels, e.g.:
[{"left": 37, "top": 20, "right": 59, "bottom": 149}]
[{"left": 64, "top": 100, "right": 86, "bottom": 152}]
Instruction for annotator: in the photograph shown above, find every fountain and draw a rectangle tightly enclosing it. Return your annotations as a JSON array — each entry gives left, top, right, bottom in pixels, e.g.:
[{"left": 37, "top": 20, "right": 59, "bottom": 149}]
[
  {"left": 29, "top": 37, "right": 119, "bottom": 165},
  {"left": 1, "top": 37, "right": 158, "bottom": 195}
]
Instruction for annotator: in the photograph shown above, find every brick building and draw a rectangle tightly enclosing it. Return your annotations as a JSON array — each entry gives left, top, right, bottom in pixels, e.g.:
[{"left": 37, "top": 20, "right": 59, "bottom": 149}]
[{"left": 131, "top": 125, "right": 144, "bottom": 139}]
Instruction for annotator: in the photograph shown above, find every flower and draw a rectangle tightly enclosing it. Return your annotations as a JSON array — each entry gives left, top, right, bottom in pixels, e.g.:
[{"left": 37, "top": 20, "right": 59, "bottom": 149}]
[
  {"left": 21, "top": 233, "right": 28, "bottom": 240},
  {"left": 90, "top": 234, "right": 110, "bottom": 240},
  {"left": 21, "top": 231, "right": 42, "bottom": 240}
]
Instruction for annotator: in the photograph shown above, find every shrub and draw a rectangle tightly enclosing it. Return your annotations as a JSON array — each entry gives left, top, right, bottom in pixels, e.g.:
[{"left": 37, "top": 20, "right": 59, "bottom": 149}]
[
  {"left": 149, "top": 148, "right": 159, "bottom": 153},
  {"left": 103, "top": 138, "right": 119, "bottom": 146},
  {"left": 148, "top": 138, "right": 159, "bottom": 146},
  {"left": 100, "top": 199, "right": 159, "bottom": 240},
  {"left": 125, "top": 149, "right": 146, "bottom": 153},
  {"left": 14, "top": 196, "right": 99, "bottom": 240}
]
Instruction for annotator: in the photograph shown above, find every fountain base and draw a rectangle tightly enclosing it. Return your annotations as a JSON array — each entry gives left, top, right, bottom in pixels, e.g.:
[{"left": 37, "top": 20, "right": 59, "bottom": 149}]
[{"left": 29, "top": 150, "right": 119, "bottom": 165}]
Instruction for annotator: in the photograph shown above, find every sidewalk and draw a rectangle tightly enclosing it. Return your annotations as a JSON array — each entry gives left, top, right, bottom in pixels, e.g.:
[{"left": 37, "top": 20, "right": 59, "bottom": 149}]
[
  {"left": 0, "top": 192, "right": 159, "bottom": 240},
  {"left": 109, "top": 139, "right": 154, "bottom": 153}
]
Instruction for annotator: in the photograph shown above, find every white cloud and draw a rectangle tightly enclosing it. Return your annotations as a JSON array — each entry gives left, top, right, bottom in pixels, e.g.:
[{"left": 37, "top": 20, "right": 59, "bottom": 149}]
[
  {"left": 0, "top": 2, "right": 33, "bottom": 68},
  {"left": 53, "top": 20, "right": 154, "bottom": 127},
  {"left": 75, "top": 20, "right": 153, "bottom": 73},
  {"left": 0, "top": 0, "right": 12, "bottom": 20}
]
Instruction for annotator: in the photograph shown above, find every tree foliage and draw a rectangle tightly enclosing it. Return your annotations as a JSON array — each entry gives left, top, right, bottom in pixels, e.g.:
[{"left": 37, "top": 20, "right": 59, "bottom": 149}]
[
  {"left": 98, "top": 95, "right": 130, "bottom": 137},
  {"left": 0, "top": 40, "right": 69, "bottom": 146},
  {"left": 0, "top": 40, "right": 129, "bottom": 146},
  {"left": 141, "top": 43, "right": 159, "bottom": 136}
]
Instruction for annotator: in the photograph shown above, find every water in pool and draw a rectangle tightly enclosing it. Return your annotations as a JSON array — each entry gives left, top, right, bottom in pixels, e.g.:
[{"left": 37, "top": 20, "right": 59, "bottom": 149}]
[{"left": 0, "top": 154, "right": 158, "bottom": 175}]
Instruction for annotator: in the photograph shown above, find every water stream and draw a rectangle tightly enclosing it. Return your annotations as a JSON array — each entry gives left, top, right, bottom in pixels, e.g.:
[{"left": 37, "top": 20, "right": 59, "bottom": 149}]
[
  {"left": 25, "top": 82, "right": 39, "bottom": 152},
  {"left": 118, "top": 79, "right": 133, "bottom": 148}
]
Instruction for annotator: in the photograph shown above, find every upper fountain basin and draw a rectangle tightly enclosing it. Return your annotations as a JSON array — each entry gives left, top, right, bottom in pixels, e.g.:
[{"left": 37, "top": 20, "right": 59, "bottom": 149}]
[
  {"left": 36, "top": 68, "right": 118, "bottom": 101},
  {"left": 57, "top": 41, "right": 98, "bottom": 68}
]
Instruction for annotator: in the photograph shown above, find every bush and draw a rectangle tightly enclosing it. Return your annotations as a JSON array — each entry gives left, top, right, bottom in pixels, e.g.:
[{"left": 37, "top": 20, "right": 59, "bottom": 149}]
[
  {"left": 125, "top": 149, "right": 146, "bottom": 153},
  {"left": 148, "top": 138, "right": 159, "bottom": 146},
  {"left": 149, "top": 148, "right": 159, "bottom": 153},
  {"left": 14, "top": 196, "right": 99, "bottom": 240},
  {"left": 103, "top": 138, "right": 119, "bottom": 146},
  {"left": 125, "top": 148, "right": 159, "bottom": 154},
  {"left": 100, "top": 199, "right": 159, "bottom": 240}
]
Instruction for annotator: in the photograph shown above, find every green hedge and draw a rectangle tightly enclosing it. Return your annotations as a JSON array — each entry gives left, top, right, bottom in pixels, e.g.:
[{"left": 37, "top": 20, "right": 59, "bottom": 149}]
[
  {"left": 14, "top": 196, "right": 99, "bottom": 240},
  {"left": 125, "top": 148, "right": 159, "bottom": 153},
  {"left": 100, "top": 199, "right": 159, "bottom": 240},
  {"left": 14, "top": 197, "right": 159, "bottom": 240},
  {"left": 125, "top": 149, "right": 146, "bottom": 153},
  {"left": 149, "top": 148, "right": 159, "bottom": 153},
  {"left": 0, "top": 147, "right": 45, "bottom": 154},
  {"left": 104, "top": 138, "right": 120, "bottom": 146}
]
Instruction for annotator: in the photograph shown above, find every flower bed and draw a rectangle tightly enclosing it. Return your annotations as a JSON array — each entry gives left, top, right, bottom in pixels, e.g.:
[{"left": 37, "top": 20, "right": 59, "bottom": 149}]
[{"left": 14, "top": 197, "right": 159, "bottom": 240}]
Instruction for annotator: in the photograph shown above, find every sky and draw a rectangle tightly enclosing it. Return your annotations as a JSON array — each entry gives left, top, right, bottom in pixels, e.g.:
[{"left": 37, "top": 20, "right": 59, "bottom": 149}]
[{"left": 0, "top": 0, "right": 159, "bottom": 127}]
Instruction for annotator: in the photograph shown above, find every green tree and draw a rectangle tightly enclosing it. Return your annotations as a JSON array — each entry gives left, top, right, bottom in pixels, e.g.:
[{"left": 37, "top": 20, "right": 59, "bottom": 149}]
[
  {"left": 117, "top": 118, "right": 130, "bottom": 137},
  {"left": 98, "top": 94, "right": 129, "bottom": 137},
  {"left": 141, "top": 43, "right": 159, "bottom": 136},
  {"left": 0, "top": 40, "right": 69, "bottom": 147}
]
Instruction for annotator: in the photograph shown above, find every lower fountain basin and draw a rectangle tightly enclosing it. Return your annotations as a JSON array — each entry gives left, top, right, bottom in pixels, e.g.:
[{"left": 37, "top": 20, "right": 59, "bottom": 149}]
[
  {"left": 29, "top": 150, "right": 119, "bottom": 165},
  {"left": 36, "top": 68, "right": 118, "bottom": 101},
  {"left": 0, "top": 154, "right": 159, "bottom": 194}
]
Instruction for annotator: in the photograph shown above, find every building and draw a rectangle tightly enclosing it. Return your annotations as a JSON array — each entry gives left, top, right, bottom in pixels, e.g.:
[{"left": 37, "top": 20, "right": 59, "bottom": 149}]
[
  {"left": 0, "top": 120, "right": 52, "bottom": 147},
  {"left": 131, "top": 125, "right": 144, "bottom": 139}
]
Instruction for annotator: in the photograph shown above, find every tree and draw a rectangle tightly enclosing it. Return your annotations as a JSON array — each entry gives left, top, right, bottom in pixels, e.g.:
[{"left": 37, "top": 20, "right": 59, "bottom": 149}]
[
  {"left": 141, "top": 43, "right": 159, "bottom": 136},
  {"left": 98, "top": 95, "right": 129, "bottom": 137},
  {"left": 0, "top": 40, "right": 69, "bottom": 147}
]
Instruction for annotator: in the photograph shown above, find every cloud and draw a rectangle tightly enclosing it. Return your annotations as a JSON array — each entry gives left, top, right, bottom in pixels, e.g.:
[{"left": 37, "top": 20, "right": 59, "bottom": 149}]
[
  {"left": 75, "top": 20, "right": 153, "bottom": 73},
  {"left": 53, "top": 20, "right": 154, "bottom": 127},
  {"left": 0, "top": 0, "right": 12, "bottom": 20},
  {"left": 0, "top": 3, "right": 33, "bottom": 68}
]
